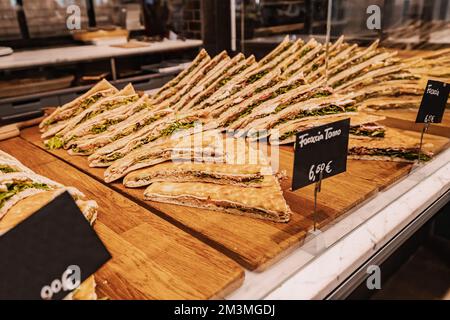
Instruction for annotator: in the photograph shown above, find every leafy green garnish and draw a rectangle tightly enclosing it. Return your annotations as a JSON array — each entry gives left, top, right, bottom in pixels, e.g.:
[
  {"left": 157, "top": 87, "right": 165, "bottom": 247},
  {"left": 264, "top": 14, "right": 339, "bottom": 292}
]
[
  {"left": 80, "top": 95, "right": 138, "bottom": 123},
  {"left": 90, "top": 118, "right": 122, "bottom": 134},
  {"left": 45, "top": 136, "right": 64, "bottom": 150},
  {"left": 367, "top": 149, "right": 431, "bottom": 161},
  {"left": 0, "top": 165, "right": 17, "bottom": 173},
  {"left": 247, "top": 70, "right": 269, "bottom": 84},
  {"left": 159, "top": 120, "right": 196, "bottom": 137},
  {"left": 0, "top": 182, "right": 50, "bottom": 208},
  {"left": 274, "top": 105, "right": 356, "bottom": 127},
  {"left": 350, "top": 127, "right": 385, "bottom": 138}
]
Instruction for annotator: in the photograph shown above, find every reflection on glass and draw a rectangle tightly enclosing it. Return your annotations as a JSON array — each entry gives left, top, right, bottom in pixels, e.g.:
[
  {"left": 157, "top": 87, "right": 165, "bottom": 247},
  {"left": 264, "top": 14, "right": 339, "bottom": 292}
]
[
  {"left": 238, "top": 0, "right": 450, "bottom": 50},
  {"left": 23, "top": 0, "right": 89, "bottom": 38},
  {"left": 94, "top": 0, "right": 144, "bottom": 30}
]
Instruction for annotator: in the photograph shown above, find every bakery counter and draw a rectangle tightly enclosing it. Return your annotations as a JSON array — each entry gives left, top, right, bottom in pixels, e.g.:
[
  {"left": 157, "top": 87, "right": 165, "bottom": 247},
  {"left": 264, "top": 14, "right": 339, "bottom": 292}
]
[
  {"left": 0, "top": 39, "right": 203, "bottom": 71},
  {"left": 228, "top": 147, "right": 450, "bottom": 299}
]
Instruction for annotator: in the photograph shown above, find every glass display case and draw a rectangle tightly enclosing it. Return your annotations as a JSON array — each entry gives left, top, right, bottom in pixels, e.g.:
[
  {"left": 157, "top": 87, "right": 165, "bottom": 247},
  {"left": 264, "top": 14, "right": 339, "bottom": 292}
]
[
  {"left": 23, "top": 0, "right": 89, "bottom": 38},
  {"left": 236, "top": 0, "right": 450, "bottom": 57},
  {"left": 93, "top": 0, "right": 144, "bottom": 30},
  {"left": 226, "top": 0, "right": 450, "bottom": 299}
]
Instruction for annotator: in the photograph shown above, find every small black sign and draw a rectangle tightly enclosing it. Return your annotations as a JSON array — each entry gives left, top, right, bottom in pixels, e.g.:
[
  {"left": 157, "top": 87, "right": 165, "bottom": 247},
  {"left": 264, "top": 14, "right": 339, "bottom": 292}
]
[
  {"left": 292, "top": 118, "right": 350, "bottom": 191},
  {"left": 0, "top": 191, "right": 111, "bottom": 300},
  {"left": 416, "top": 80, "right": 449, "bottom": 123}
]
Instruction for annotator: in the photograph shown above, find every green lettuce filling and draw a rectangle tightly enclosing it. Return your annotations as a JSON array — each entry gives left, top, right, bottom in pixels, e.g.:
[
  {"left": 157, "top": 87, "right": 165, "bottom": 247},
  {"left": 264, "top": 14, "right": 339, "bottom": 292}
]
[
  {"left": 105, "top": 120, "right": 196, "bottom": 163},
  {"left": 79, "top": 95, "right": 138, "bottom": 123},
  {"left": 191, "top": 172, "right": 263, "bottom": 183},
  {"left": 218, "top": 77, "right": 231, "bottom": 87},
  {"left": 363, "top": 149, "right": 431, "bottom": 161},
  {"left": 247, "top": 70, "right": 269, "bottom": 84},
  {"left": 43, "top": 92, "right": 106, "bottom": 126},
  {"left": 299, "top": 47, "right": 312, "bottom": 58},
  {"left": 45, "top": 136, "right": 64, "bottom": 150},
  {"left": 90, "top": 118, "right": 122, "bottom": 134},
  {"left": 111, "top": 114, "right": 164, "bottom": 142},
  {"left": 132, "top": 103, "right": 150, "bottom": 113},
  {"left": 159, "top": 120, "right": 196, "bottom": 137},
  {"left": 0, "top": 182, "right": 50, "bottom": 208},
  {"left": 274, "top": 91, "right": 332, "bottom": 113},
  {"left": 0, "top": 165, "right": 17, "bottom": 173},
  {"left": 350, "top": 127, "right": 385, "bottom": 138},
  {"left": 279, "top": 130, "right": 298, "bottom": 141},
  {"left": 311, "top": 92, "right": 332, "bottom": 99},
  {"left": 275, "top": 105, "right": 357, "bottom": 127},
  {"left": 78, "top": 92, "right": 105, "bottom": 112},
  {"left": 279, "top": 125, "right": 384, "bottom": 142},
  {"left": 70, "top": 146, "right": 90, "bottom": 154},
  {"left": 222, "top": 79, "right": 306, "bottom": 126}
]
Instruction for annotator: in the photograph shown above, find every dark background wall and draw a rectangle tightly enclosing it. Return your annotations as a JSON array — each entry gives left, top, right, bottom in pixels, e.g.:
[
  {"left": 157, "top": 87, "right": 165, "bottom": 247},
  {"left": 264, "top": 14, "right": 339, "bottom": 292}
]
[{"left": 201, "top": 0, "right": 232, "bottom": 55}]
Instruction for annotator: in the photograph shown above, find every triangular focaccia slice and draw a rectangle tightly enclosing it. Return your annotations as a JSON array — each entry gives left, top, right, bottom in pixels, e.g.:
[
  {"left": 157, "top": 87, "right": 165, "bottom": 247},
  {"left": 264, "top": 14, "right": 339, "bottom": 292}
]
[
  {"left": 103, "top": 131, "right": 227, "bottom": 183},
  {"left": 124, "top": 162, "right": 269, "bottom": 188},
  {"left": 0, "top": 157, "right": 34, "bottom": 174},
  {"left": 348, "top": 129, "right": 434, "bottom": 162},
  {"left": 39, "top": 79, "right": 118, "bottom": 132},
  {"left": 144, "top": 175, "right": 291, "bottom": 223},
  {"left": 42, "top": 83, "right": 138, "bottom": 141},
  {"left": 62, "top": 94, "right": 153, "bottom": 150}
]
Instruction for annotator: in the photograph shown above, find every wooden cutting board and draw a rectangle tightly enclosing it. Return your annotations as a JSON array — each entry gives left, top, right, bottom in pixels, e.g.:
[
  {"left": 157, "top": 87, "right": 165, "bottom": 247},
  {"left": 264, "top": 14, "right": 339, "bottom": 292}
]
[
  {"left": 21, "top": 125, "right": 449, "bottom": 271},
  {"left": 368, "top": 109, "right": 450, "bottom": 138},
  {"left": 0, "top": 137, "right": 244, "bottom": 299}
]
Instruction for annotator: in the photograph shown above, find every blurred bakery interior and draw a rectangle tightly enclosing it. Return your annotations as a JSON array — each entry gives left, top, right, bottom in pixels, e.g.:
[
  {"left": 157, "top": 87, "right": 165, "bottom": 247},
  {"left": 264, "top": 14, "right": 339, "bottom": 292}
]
[{"left": 0, "top": 0, "right": 448, "bottom": 123}]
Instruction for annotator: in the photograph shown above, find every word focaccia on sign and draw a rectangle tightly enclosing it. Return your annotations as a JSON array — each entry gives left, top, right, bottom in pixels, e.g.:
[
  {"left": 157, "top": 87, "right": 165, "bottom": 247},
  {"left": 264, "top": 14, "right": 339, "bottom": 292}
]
[{"left": 292, "top": 118, "right": 350, "bottom": 190}]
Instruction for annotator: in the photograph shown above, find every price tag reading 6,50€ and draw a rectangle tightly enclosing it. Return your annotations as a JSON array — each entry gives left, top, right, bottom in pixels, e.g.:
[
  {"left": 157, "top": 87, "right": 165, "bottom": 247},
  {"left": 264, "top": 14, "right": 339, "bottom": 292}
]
[{"left": 292, "top": 118, "right": 350, "bottom": 191}]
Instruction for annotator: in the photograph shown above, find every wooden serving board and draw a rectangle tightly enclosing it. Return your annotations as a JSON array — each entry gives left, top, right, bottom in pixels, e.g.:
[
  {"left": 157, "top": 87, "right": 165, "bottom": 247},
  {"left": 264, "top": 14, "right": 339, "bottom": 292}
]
[
  {"left": 0, "top": 137, "right": 244, "bottom": 300},
  {"left": 21, "top": 125, "right": 449, "bottom": 271},
  {"left": 368, "top": 109, "right": 450, "bottom": 138}
]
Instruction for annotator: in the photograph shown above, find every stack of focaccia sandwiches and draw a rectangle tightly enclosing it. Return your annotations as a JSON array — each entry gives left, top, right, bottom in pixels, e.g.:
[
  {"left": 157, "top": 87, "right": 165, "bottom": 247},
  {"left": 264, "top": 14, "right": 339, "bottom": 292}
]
[
  {"left": 0, "top": 150, "right": 98, "bottom": 300},
  {"left": 38, "top": 36, "right": 445, "bottom": 221}
]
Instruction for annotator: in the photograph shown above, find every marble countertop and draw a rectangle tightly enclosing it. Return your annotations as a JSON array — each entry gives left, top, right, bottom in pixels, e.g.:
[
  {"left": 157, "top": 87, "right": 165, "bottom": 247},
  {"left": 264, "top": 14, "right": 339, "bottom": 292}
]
[
  {"left": 0, "top": 39, "right": 203, "bottom": 71},
  {"left": 227, "top": 147, "right": 450, "bottom": 300}
]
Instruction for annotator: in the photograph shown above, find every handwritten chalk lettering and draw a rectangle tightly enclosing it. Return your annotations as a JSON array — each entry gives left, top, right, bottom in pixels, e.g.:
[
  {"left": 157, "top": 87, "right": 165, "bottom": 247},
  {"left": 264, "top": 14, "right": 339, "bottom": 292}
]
[
  {"left": 324, "top": 127, "right": 341, "bottom": 139},
  {"left": 426, "top": 85, "right": 439, "bottom": 96},
  {"left": 424, "top": 114, "right": 435, "bottom": 123},
  {"left": 292, "top": 118, "right": 349, "bottom": 190},
  {"left": 297, "top": 132, "right": 323, "bottom": 148},
  {"left": 298, "top": 127, "right": 342, "bottom": 148},
  {"left": 309, "top": 161, "right": 333, "bottom": 181}
]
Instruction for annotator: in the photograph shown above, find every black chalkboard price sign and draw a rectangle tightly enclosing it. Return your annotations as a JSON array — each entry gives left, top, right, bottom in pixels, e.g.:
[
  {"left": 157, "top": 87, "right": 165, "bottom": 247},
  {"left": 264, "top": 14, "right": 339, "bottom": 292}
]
[
  {"left": 0, "top": 191, "right": 111, "bottom": 300},
  {"left": 292, "top": 118, "right": 350, "bottom": 191},
  {"left": 415, "top": 80, "right": 449, "bottom": 162},
  {"left": 416, "top": 80, "right": 449, "bottom": 124}
]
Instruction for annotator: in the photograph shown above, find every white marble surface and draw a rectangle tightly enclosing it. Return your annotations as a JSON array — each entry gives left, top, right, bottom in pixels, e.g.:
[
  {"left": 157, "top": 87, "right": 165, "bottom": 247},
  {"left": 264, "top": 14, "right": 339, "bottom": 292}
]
[
  {"left": 0, "top": 39, "right": 203, "bottom": 70},
  {"left": 228, "top": 148, "right": 450, "bottom": 300}
]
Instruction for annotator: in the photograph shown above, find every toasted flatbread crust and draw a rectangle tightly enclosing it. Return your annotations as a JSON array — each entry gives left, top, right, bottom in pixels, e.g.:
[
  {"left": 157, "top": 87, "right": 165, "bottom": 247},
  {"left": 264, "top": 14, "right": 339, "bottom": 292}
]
[
  {"left": 144, "top": 176, "right": 291, "bottom": 223},
  {"left": 124, "top": 161, "right": 266, "bottom": 187},
  {"left": 39, "top": 79, "right": 117, "bottom": 131},
  {"left": 42, "top": 84, "right": 136, "bottom": 139}
]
